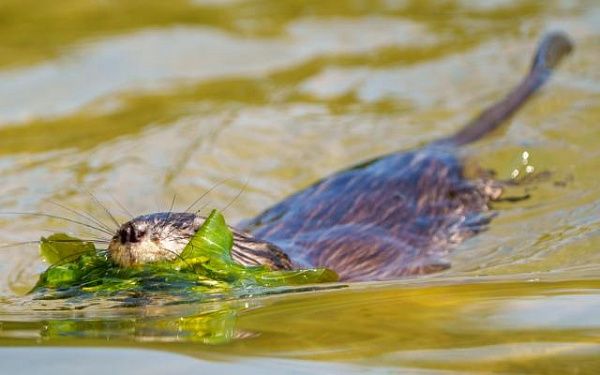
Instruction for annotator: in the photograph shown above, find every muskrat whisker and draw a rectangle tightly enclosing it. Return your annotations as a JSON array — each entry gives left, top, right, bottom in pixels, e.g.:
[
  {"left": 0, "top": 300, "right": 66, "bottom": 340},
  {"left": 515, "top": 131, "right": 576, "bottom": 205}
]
[
  {"left": 92, "top": 236, "right": 112, "bottom": 242},
  {"left": 0, "top": 241, "right": 45, "bottom": 249},
  {"left": 48, "top": 248, "right": 109, "bottom": 268},
  {"left": 37, "top": 227, "right": 110, "bottom": 243},
  {"left": 221, "top": 178, "right": 249, "bottom": 214},
  {"left": 44, "top": 230, "right": 110, "bottom": 243},
  {"left": 155, "top": 194, "right": 179, "bottom": 239},
  {"left": 47, "top": 200, "right": 115, "bottom": 234},
  {"left": 164, "top": 193, "right": 177, "bottom": 224},
  {"left": 85, "top": 190, "right": 121, "bottom": 229},
  {"left": 184, "top": 178, "right": 234, "bottom": 213},
  {"left": 0, "top": 238, "right": 110, "bottom": 250},
  {"left": 76, "top": 234, "right": 111, "bottom": 242},
  {"left": 168, "top": 194, "right": 177, "bottom": 214},
  {"left": 45, "top": 238, "right": 109, "bottom": 244},
  {"left": 108, "top": 194, "right": 135, "bottom": 220},
  {"left": 0, "top": 241, "right": 37, "bottom": 250},
  {"left": 193, "top": 203, "right": 209, "bottom": 216},
  {"left": 0, "top": 212, "right": 115, "bottom": 236}
]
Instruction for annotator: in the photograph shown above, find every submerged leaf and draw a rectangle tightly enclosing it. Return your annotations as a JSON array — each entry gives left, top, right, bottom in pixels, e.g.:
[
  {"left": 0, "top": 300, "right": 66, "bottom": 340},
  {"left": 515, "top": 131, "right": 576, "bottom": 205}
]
[{"left": 255, "top": 268, "right": 339, "bottom": 286}]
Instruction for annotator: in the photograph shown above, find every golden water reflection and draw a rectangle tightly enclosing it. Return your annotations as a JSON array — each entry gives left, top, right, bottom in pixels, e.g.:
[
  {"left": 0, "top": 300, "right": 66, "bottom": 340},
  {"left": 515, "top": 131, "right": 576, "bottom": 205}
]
[{"left": 0, "top": 0, "right": 598, "bottom": 373}]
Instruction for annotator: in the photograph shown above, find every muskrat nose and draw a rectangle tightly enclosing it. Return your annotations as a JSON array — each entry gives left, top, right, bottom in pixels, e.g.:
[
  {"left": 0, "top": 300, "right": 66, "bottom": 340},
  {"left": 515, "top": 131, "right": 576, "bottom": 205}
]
[{"left": 118, "top": 223, "right": 142, "bottom": 244}]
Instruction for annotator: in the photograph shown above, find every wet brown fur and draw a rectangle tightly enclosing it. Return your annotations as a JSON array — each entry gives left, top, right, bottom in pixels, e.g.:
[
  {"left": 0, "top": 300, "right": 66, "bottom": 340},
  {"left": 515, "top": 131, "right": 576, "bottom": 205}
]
[{"left": 242, "top": 149, "right": 502, "bottom": 280}]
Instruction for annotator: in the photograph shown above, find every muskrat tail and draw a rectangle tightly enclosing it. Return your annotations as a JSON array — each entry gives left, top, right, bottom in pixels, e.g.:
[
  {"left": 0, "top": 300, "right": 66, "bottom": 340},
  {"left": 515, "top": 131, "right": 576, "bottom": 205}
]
[{"left": 436, "top": 32, "right": 573, "bottom": 147}]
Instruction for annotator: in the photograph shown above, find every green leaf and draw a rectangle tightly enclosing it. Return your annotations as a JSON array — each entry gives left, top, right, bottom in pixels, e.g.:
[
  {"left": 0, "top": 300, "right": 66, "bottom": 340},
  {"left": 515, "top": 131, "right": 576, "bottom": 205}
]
[
  {"left": 44, "top": 264, "right": 80, "bottom": 287},
  {"left": 39, "top": 233, "right": 96, "bottom": 265},
  {"left": 181, "top": 209, "right": 233, "bottom": 262},
  {"left": 32, "top": 209, "right": 338, "bottom": 299}
]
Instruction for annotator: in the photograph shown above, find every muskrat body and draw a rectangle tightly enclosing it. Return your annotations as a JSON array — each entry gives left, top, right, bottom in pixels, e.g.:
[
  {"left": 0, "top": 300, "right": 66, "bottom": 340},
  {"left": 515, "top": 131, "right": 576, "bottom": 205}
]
[
  {"left": 240, "top": 148, "right": 500, "bottom": 280},
  {"left": 108, "top": 33, "right": 572, "bottom": 281}
]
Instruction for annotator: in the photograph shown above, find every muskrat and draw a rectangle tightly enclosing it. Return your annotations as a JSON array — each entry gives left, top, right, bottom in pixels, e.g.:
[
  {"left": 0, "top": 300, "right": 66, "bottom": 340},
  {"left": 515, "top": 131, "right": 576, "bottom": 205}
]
[{"left": 108, "top": 32, "right": 573, "bottom": 282}]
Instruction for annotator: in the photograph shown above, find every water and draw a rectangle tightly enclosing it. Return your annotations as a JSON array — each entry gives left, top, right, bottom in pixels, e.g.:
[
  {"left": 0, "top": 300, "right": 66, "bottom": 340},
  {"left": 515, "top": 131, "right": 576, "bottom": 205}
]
[{"left": 0, "top": 0, "right": 599, "bottom": 373}]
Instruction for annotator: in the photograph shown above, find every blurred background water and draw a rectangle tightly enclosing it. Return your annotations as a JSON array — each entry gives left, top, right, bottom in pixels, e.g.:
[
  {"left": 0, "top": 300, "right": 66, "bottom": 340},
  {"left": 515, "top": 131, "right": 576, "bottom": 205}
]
[{"left": 0, "top": 0, "right": 599, "bottom": 373}]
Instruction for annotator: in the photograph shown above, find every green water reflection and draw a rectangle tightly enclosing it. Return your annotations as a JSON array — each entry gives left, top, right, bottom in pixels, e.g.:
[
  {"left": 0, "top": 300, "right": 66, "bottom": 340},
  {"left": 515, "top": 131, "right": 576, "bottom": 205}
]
[{"left": 2, "top": 279, "right": 599, "bottom": 373}]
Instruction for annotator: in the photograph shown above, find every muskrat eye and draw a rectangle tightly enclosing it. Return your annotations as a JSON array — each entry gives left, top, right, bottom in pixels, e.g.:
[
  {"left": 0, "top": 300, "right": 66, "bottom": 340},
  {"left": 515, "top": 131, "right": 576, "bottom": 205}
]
[{"left": 118, "top": 224, "right": 145, "bottom": 244}]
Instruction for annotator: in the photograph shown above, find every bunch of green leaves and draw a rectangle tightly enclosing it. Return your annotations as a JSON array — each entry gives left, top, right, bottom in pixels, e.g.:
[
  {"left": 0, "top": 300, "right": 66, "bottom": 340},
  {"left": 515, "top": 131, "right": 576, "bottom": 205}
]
[{"left": 32, "top": 210, "right": 337, "bottom": 298}]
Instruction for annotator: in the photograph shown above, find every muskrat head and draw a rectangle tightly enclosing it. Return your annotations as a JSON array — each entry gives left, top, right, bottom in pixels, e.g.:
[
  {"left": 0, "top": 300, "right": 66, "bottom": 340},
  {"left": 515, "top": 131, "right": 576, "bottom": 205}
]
[
  {"left": 108, "top": 212, "right": 202, "bottom": 267},
  {"left": 108, "top": 211, "right": 293, "bottom": 270}
]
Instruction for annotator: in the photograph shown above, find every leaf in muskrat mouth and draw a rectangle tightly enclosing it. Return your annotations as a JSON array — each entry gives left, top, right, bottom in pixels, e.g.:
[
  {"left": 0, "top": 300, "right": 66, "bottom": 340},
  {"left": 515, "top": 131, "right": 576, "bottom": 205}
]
[
  {"left": 31, "top": 209, "right": 338, "bottom": 298},
  {"left": 180, "top": 209, "right": 234, "bottom": 266}
]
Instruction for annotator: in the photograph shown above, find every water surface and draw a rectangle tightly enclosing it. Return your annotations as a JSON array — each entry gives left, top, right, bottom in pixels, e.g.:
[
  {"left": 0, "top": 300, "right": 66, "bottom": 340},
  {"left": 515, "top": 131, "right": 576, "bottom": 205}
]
[{"left": 0, "top": 0, "right": 599, "bottom": 373}]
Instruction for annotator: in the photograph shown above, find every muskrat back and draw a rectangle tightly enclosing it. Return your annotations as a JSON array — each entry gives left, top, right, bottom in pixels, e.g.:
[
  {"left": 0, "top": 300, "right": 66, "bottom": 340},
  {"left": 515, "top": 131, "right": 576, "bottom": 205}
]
[{"left": 108, "top": 33, "right": 573, "bottom": 282}]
